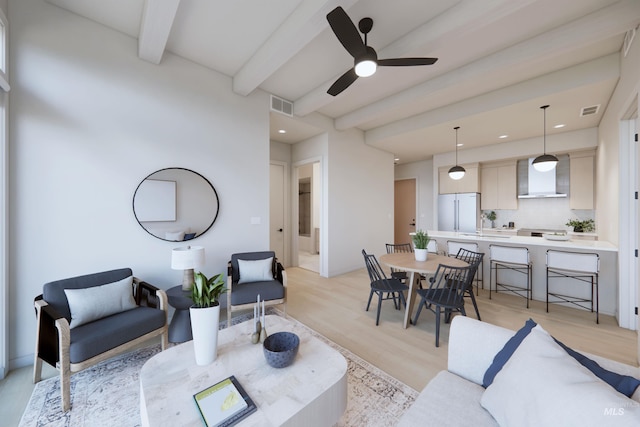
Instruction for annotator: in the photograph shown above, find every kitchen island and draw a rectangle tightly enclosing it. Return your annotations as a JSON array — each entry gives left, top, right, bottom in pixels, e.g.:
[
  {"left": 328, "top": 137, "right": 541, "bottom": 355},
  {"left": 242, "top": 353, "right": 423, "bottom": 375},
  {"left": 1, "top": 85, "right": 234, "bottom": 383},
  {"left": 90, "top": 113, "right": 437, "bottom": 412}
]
[{"left": 426, "top": 230, "right": 618, "bottom": 318}]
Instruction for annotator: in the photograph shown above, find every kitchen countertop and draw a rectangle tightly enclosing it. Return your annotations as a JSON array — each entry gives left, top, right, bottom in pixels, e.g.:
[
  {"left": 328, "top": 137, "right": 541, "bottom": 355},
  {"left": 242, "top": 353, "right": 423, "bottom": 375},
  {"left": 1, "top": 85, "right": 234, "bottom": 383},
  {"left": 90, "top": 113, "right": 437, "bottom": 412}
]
[{"left": 427, "top": 230, "right": 617, "bottom": 252}]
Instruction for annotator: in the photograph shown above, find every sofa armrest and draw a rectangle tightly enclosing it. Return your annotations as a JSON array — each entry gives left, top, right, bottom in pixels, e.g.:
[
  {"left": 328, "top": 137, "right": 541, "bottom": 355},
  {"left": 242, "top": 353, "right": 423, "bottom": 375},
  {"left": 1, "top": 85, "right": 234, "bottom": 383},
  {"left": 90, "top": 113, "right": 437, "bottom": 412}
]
[
  {"left": 33, "top": 298, "right": 69, "bottom": 369},
  {"left": 134, "top": 278, "right": 167, "bottom": 311},
  {"left": 447, "top": 316, "right": 514, "bottom": 385}
]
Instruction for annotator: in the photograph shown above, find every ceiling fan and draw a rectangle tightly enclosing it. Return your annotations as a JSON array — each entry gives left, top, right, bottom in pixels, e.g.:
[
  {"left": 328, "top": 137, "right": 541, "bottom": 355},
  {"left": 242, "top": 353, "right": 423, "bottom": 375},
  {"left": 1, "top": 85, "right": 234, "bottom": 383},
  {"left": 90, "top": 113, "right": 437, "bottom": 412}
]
[{"left": 326, "top": 6, "right": 438, "bottom": 96}]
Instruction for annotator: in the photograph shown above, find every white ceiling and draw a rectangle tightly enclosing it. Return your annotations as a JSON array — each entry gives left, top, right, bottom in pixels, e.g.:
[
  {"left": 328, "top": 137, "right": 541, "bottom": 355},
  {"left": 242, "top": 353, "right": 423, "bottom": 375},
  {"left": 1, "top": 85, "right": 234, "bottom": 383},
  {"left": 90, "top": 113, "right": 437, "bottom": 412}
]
[{"left": 45, "top": 0, "right": 640, "bottom": 163}]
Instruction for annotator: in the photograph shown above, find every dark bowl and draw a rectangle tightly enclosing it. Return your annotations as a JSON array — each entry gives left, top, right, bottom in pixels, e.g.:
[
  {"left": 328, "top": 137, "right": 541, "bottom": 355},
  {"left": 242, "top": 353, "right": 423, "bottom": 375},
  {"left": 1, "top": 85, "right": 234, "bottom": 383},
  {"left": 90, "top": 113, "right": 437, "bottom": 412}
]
[{"left": 263, "top": 332, "right": 300, "bottom": 368}]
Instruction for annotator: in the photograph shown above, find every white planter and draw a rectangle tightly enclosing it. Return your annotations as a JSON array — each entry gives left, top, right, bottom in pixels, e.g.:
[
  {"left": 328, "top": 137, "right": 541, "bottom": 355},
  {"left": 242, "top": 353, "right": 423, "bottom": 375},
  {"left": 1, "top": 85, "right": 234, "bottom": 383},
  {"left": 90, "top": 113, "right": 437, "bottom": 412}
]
[
  {"left": 414, "top": 249, "right": 428, "bottom": 262},
  {"left": 189, "top": 304, "right": 220, "bottom": 365}
]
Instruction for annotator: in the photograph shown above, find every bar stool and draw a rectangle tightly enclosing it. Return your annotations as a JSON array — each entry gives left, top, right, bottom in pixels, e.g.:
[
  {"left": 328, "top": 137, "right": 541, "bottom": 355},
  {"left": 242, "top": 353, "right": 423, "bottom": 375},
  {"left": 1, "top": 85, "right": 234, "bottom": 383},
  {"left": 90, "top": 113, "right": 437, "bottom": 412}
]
[
  {"left": 546, "top": 250, "right": 599, "bottom": 324},
  {"left": 447, "top": 240, "right": 483, "bottom": 294},
  {"left": 489, "top": 245, "right": 531, "bottom": 308}
]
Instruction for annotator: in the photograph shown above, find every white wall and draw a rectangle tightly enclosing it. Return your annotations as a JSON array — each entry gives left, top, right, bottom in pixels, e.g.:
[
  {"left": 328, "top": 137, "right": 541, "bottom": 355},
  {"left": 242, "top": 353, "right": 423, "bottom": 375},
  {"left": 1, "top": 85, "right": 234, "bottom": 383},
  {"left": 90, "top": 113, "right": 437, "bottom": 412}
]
[
  {"left": 8, "top": 0, "right": 270, "bottom": 368},
  {"left": 598, "top": 34, "right": 640, "bottom": 331},
  {"left": 327, "top": 128, "right": 394, "bottom": 276}
]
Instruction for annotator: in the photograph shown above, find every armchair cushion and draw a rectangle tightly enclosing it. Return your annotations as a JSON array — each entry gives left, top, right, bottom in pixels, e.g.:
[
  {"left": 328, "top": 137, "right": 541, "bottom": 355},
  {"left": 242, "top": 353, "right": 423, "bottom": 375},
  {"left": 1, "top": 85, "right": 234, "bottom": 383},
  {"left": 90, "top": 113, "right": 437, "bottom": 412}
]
[
  {"left": 69, "top": 306, "right": 165, "bottom": 363},
  {"left": 64, "top": 275, "right": 137, "bottom": 328},
  {"left": 230, "top": 279, "right": 284, "bottom": 305},
  {"left": 238, "top": 257, "right": 274, "bottom": 283}
]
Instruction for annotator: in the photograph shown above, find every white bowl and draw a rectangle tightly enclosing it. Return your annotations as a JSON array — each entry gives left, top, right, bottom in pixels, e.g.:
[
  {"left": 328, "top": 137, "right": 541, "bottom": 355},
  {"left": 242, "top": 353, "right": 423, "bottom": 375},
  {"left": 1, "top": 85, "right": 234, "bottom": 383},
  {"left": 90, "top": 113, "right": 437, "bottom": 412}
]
[{"left": 544, "top": 233, "right": 570, "bottom": 241}]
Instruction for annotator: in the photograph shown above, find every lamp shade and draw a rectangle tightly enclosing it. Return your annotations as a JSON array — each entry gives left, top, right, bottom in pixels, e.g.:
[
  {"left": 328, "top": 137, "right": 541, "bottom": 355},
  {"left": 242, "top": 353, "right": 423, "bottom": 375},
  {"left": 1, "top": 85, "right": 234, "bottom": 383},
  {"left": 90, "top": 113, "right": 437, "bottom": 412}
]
[
  {"left": 532, "top": 153, "right": 558, "bottom": 172},
  {"left": 448, "top": 165, "right": 466, "bottom": 180},
  {"left": 171, "top": 246, "right": 205, "bottom": 270}
]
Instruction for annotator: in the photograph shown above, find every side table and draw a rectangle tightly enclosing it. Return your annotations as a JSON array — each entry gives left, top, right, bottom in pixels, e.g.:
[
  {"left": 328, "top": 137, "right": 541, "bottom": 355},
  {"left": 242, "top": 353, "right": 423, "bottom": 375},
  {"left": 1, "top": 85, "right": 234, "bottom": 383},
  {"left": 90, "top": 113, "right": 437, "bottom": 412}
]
[{"left": 166, "top": 285, "right": 193, "bottom": 343}]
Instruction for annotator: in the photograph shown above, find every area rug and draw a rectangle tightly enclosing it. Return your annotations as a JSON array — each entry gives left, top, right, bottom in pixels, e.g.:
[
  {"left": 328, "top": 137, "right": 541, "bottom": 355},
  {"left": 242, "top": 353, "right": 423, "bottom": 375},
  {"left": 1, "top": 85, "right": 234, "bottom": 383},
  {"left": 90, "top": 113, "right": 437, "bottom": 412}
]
[{"left": 19, "top": 311, "right": 418, "bottom": 426}]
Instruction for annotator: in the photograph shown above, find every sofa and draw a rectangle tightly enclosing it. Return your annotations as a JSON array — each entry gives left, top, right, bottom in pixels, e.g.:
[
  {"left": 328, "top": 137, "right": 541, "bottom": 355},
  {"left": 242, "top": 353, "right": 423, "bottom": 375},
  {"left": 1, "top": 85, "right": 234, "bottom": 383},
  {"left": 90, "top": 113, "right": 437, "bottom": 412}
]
[
  {"left": 398, "top": 316, "right": 640, "bottom": 426},
  {"left": 33, "top": 268, "right": 168, "bottom": 411}
]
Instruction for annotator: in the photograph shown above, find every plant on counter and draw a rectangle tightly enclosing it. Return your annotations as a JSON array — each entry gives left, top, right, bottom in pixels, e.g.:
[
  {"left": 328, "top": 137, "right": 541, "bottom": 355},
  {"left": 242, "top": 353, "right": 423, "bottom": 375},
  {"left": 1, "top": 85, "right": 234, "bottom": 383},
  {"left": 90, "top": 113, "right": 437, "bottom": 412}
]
[
  {"left": 412, "top": 229, "right": 431, "bottom": 249},
  {"left": 486, "top": 211, "right": 497, "bottom": 221},
  {"left": 565, "top": 218, "right": 595, "bottom": 233}
]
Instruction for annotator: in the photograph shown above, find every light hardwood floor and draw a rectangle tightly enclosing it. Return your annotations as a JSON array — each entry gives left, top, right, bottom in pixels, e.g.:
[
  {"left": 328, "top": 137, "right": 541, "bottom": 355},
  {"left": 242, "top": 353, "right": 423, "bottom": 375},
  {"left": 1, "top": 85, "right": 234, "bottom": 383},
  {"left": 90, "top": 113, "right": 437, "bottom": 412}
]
[{"left": 2, "top": 266, "right": 638, "bottom": 425}]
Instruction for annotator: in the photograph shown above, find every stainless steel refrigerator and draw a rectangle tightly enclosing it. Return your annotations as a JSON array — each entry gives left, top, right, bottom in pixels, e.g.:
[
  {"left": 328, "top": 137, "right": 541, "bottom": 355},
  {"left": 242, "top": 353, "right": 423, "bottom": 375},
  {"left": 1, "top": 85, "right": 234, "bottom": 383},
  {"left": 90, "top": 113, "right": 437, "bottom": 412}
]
[{"left": 438, "top": 193, "right": 480, "bottom": 233}]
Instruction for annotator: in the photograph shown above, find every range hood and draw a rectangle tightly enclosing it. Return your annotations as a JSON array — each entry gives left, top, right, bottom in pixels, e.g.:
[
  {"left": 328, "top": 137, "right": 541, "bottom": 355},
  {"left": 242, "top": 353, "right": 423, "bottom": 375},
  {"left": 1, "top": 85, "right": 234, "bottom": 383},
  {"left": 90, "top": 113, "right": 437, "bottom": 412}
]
[{"left": 517, "top": 155, "right": 568, "bottom": 198}]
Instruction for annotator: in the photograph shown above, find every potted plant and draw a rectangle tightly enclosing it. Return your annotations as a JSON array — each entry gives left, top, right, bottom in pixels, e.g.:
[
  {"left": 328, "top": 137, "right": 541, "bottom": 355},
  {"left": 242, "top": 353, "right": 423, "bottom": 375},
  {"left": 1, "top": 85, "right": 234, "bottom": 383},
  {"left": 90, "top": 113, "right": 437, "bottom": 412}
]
[
  {"left": 486, "top": 211, "right": 497, "bottom": 228},
  {"left": 412, "top": 230, "right": 431, "bottom": 261},
  {"left": 189, "top": 272, "right": 226, "bottom": 365},
  {"left": 565, "top": 218, "right": 595, "bottom": 233}
]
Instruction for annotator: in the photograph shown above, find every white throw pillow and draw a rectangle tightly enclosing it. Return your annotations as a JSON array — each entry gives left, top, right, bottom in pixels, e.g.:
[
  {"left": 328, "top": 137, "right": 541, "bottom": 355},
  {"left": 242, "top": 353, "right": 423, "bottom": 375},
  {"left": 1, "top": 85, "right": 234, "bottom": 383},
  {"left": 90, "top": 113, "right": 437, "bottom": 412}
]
[
  {"left": 481, "top": 328, "right": 640, "bottom": 426},
  {"left": 165, "top": 230, "right": 185, "bottom": 241},
  {"left": 238, "top": 257, "right": 274, "bottom": 284},
  {"left": 64, "top": 275, "right": 137, "bottom": 329}
]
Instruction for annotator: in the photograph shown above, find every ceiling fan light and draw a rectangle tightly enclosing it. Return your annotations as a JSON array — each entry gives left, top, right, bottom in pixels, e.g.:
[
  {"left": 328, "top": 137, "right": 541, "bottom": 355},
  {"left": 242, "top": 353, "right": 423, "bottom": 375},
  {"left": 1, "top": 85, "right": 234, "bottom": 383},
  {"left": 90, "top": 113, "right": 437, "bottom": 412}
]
[
  {"left": 448, "top": 165, "right": 466, "bottom": 180},
  {"left": 532, "top": 154, "right": 558, "bottom": 172},
  {"left": 355, "top": 59, "right": 377, "bottom": 77}
]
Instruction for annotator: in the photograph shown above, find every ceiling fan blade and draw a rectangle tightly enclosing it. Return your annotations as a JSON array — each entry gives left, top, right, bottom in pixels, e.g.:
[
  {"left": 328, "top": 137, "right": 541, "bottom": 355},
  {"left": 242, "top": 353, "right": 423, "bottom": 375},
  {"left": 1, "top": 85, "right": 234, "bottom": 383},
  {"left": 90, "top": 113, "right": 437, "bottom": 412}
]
[
  {"left": 327, "top": 6, "right": 366, "bottom": 59},
  {"left": 327, "top": 68, "right": 358, "bottom": 96},
  {"left": 378, "top": 57, "right": 438, "bottom": 66}
]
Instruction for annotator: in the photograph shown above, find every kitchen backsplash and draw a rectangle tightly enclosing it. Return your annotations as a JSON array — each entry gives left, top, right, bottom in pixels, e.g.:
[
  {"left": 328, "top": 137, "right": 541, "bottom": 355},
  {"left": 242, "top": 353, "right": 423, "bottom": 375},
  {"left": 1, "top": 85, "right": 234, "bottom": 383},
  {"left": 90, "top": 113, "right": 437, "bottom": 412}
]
[{"left": 483, "top": 197, "right": 594, "bottom": 231}]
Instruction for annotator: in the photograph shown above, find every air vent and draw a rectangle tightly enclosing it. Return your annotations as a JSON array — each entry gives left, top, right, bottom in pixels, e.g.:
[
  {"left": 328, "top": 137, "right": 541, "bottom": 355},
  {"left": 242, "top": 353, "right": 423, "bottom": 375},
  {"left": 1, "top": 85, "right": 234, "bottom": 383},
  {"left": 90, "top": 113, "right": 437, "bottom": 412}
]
[
  {"left": 580, "top": 105, "right": 600, "bottom": 117},
  {"left": 270, "top": 95, "right": 293, "bottom": 117}
]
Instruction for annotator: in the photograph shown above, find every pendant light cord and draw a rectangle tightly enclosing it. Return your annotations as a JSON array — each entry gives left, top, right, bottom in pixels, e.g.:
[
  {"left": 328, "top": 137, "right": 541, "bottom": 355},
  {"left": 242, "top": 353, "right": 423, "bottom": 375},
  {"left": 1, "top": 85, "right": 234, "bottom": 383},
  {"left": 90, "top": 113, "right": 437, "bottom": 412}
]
[
  {"left": 541, "top": 105, "right": 549, "bottom": 154},
  {"left": 454, "top": 126, "right": 460, "bottom": 165}
]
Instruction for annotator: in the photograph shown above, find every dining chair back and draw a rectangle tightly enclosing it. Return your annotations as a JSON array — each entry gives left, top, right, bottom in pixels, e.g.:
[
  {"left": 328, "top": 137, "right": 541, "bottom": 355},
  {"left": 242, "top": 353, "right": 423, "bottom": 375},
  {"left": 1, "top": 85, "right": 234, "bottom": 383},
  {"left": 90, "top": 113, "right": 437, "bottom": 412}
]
[
  {"left": 453, "top": 248, "right": 484, "bottom": 320},
  {"left": 385, "top": 243, "right": 413, "bottom": 283},
  {"left": 412, "top": 263, "right": 474, "bottom": 347},
  {"left": 362, "top": 249, "right": 409, "bottom": 326}
]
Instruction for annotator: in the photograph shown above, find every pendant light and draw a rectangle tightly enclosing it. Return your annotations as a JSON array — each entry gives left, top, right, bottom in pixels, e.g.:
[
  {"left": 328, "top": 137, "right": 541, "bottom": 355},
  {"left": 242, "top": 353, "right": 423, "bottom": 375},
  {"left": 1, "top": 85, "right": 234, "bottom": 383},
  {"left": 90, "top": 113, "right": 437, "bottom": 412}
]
[
  {"left": 532, "top": 105, "right": 558, "bottom": 172},
  {"left": 448, "top": 126, "right": 465, "bottom": 180}
]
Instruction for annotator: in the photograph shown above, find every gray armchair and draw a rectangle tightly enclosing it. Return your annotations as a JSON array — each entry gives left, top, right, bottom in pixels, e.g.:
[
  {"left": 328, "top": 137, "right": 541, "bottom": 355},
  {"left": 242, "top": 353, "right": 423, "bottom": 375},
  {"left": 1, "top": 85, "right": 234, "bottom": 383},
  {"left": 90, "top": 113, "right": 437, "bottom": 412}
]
[
  {"left": 227, "top": 251, "right": 286, "bottom": 325},
  {"left": 33, "top": 268, "right": 168, "bottom": 411}
]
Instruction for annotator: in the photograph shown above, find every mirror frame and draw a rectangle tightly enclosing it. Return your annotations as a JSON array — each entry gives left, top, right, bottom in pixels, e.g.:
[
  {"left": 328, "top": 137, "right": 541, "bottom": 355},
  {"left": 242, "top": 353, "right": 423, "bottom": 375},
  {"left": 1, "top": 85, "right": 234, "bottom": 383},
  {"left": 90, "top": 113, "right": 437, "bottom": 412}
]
[{"left": 133, "top": 167, "right": 220, "bottom": 242}]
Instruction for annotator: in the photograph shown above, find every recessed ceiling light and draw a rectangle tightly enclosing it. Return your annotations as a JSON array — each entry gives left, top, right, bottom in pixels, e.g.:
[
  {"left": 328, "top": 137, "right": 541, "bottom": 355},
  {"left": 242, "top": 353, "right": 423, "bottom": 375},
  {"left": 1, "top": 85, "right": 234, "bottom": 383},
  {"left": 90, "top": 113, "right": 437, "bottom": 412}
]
[
  {"left": 499, "top": 134, "right": 508, "bottom": 139},
  {"left": 554, "top": 124, "right": 565, "bottom": 129},
  {"left": 278, "top": 129, "right": 286, "bottom": 134},
  {"left": 394, "top": 157, "right": 400, "bottom": 162},
  {"left": 456, "top": 143, "right": 463, "bottom": 147}
]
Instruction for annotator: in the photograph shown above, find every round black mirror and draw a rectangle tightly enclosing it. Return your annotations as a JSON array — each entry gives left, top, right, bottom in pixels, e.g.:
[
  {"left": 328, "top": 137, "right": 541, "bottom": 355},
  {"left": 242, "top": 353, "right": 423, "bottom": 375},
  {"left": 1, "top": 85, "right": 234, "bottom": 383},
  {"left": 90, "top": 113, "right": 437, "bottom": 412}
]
[{"left": 133, "top": 168, "right": 219, "bottom": 242}]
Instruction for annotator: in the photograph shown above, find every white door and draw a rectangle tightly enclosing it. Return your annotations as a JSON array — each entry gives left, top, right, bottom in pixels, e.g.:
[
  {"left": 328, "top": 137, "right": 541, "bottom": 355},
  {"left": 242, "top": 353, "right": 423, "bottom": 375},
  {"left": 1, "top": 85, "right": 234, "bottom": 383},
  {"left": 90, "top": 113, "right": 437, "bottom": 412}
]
[{"left": 270, "top": 163, "right": 286, "bottom": 264}]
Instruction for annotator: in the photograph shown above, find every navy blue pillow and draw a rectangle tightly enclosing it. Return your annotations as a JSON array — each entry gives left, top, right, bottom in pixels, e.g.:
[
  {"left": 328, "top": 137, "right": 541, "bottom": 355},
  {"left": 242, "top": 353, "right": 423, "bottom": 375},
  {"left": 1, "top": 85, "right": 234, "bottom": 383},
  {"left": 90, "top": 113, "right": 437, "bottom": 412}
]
[
  {"left": 482, "top": 318, "right": 537, "bottom": 388},
  {"left": 553, "top": 338, "right": 640, "bottom": 398}
]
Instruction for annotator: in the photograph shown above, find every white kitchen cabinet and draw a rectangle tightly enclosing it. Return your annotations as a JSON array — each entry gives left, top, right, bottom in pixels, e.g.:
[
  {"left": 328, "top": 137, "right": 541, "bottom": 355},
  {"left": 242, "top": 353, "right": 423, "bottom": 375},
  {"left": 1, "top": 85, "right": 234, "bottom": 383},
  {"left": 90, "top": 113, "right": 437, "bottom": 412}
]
[
  {"left": 570, "top": 152, "right": 594, "bottom": 209},
  {"left": 439, "top": 165, "right": 479, "bottom": 194},
  {"left": 480, "top": 163, "right": 517, "bottom": 209}
]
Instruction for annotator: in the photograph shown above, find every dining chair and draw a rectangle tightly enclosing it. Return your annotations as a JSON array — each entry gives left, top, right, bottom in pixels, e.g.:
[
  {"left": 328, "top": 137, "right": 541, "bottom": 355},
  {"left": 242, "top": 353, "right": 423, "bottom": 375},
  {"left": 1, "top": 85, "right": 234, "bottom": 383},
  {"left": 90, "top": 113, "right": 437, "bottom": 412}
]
[
  {"left": 452, "top": 248, "right": 484, "bottom": 320},
  {"left": 385, "top": 243, "right": 413, "bottom": 284},
  {"left": 362, "top": 249, "right": 409, "bottom": 326},
  {"left": 447, "top": 240, "right": 483, "bottom": 293},
  {"left": 412, "top": 263, "right": 474, "bottom": 347}
]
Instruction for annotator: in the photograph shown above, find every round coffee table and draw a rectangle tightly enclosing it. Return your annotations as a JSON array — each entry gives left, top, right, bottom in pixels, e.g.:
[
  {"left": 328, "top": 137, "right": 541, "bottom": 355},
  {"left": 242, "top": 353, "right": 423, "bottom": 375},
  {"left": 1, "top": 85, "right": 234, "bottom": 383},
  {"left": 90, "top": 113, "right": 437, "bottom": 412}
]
[{"left": 166, "top": 285, "right": 193, "bottom": 343}]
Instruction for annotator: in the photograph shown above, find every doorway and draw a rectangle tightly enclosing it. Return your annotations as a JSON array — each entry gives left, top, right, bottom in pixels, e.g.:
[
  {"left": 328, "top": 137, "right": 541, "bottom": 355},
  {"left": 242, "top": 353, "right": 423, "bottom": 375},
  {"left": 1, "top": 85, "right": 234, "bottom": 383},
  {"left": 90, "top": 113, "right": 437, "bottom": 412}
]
[
  {"left": 394, "top": 179, "right": 416, "bottom": 244},
  {"left": 296, "top": 162, "right": 320, "bottom": 273}
]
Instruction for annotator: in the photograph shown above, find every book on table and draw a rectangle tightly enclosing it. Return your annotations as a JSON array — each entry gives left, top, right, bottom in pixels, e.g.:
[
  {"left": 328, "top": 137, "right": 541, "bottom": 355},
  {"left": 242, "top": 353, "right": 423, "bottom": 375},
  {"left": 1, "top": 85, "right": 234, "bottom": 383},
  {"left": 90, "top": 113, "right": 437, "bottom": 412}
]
[{"left": 193, "top": 375, "right": 256, "bottom": 427}]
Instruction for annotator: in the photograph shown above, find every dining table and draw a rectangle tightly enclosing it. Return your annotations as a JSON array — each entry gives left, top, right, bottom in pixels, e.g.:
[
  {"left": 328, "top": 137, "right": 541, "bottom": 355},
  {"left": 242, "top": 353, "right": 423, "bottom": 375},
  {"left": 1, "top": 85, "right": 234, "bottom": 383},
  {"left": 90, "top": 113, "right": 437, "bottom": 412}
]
[{"left": 379, "top": 252, "right": 469, "bottom": 328}]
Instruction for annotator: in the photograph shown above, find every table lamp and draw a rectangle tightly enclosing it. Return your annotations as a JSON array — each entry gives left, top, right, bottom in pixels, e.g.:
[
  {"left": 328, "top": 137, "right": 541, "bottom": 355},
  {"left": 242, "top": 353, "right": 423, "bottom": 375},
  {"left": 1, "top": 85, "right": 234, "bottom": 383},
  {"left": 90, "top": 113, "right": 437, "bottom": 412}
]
[{"left": 171, "top": 246, "right": 205, "bottom": 290}]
